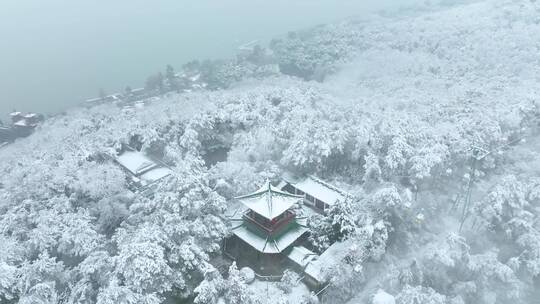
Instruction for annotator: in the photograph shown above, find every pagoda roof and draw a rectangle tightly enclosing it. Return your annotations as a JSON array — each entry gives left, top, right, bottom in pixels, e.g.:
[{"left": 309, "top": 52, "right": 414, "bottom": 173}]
[
  {"left": 235, "top": 180, "right": 303, "bottom": 220},
  {"left": 232, "top": 218, "right": 308, "bottom": 254}
]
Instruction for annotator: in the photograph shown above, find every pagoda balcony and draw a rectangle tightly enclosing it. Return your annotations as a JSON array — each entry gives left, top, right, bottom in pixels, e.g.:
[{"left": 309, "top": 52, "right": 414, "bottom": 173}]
[{"left": 243, "top": 210, "right": 297, "bottom": 238}]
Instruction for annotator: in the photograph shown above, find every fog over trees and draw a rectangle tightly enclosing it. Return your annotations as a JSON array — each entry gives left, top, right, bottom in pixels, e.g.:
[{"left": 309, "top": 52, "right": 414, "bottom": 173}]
[
  {"left": 0, "top": 0, "right": 428, "bottom": 117},
  {"left": 1, "top": 0, "right": 540, "bottom": 303}
]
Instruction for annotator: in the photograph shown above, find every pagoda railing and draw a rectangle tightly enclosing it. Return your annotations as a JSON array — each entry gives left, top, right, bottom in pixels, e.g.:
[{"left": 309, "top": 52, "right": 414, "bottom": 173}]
[{"left": 243, "top": 210, "right": 296, "bottom": 238}]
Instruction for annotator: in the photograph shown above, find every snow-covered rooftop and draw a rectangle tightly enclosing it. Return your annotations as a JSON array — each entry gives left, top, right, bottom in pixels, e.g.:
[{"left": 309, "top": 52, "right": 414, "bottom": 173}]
[
  {"left": 289, "top": 175, "right": 350, "bottom": 206},
  {"left": 238, "top": 40, "right": 260, "bottom": 52},
  {"left": 116, "top": 151, "right": 158, "bottom": 176},
  {"left": 303, "top": 241, "right": 351, "bottom": 283},
  {"left": 139, "top": 167, "right": 172, "bottom": 185},
  {"left": 235, "top": 181, "right": 303, "bottom": 220},
  {"left": 85, "top": 97, "right": 102, "bottom": 103},
  {"left": 287, "top": 246, "right": 317, "bottom": 269},
  {"left": 13, "top": 120, "right": 30, "bottom": 127},
  {"left": 232, "top": 222, "right": 308, "bottom": 254}
]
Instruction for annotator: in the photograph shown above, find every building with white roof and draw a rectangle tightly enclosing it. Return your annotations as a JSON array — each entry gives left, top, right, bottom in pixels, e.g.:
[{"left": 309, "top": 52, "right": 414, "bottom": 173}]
[
  {"left": 238, "top": 40, "right": 260, "bottom": 54},
  {"left": 287, "top": 241, "right": 351, "bottom": 289},
  {"left": 6, "top": 111, "right": 42, "bottom": 138},
  {"left": 287, "top": 246, "right": 318, "bottom": 270},
  {"left": 116, "top": 150, "right": 159, "bottom": 176},
  {"left": 85, "top": 97, "right": 102, "bottom": 104},
  {"left": 9, "top": 112, "right": 22, "bottom": 121},
  {"left": 280, "top": 175, "right": 351, "bottom": 213},
  {"left": 114, "top": 148, "right": 172, "bottom": 195},
  {"left": 13, "top": 120, "right": 29, "bottom": 127},
  {"left": 131, "top": 87, "right": 146, "bottom": 95}
]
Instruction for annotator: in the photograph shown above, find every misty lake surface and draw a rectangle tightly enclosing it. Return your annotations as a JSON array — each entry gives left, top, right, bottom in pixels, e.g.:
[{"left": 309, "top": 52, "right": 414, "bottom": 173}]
[{"left": 0, "top": 0, "right": 424, "bottom": 118}]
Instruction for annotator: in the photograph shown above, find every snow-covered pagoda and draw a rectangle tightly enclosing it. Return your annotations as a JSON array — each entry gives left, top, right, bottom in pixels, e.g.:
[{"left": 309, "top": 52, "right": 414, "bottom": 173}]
[{"left": 225, "top": 181, "right": 308, "bottom": 274}]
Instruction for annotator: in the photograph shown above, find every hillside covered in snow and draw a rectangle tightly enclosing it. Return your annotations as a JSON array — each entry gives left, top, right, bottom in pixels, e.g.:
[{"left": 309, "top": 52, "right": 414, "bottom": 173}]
[{"left": 1, "top": 0, "right": 540, "bottom": 303}]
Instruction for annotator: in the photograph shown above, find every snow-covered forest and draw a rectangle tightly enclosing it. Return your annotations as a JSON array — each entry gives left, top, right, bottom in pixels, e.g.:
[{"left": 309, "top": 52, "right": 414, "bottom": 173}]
[{"left": 1, "top": 0, "right": 540, "bottom": 303}]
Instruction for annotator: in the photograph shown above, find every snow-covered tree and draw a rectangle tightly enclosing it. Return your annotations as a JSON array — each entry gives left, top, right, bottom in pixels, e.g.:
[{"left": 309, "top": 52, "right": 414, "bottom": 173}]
[
  {"left": 115, "top": 241, "right": 173, "bottom": 294},
  {"left": 96, "top": 279, "right": 162, "bottom": 304},
  {"left": 17, "top": 253, "right": 65, "bottom": 304},
  {"left": 223, "top": 262, "right": 257, "bottom": 304},
  {"left": 277, "top": 270, "right": 299, "bottom": 294},
  {"left": 322, "top": 261, "right": 365, "bottom": 304},
  {"left": 194, "top": 266, "right": 224, "bottom": 304},
  {"left": 0, "top": 1, "right": 539, "bottom": 303},
  {"left": 0, "top": 260, "right": 18, "bottom": 301},
  {"left": 363, "top": 152, "right": 383, "bottom": 189},
  {"left": 396, "top": 285, "right": 446, "bottom": 304}
]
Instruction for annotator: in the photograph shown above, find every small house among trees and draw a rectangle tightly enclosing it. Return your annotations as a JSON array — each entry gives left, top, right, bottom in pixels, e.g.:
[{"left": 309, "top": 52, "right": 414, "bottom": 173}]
[
  {"left": 287, "top": 241, "right": 349, "bottom": 289},
  {"left": 4, "top": 111, "right": 44, "bottom": 139},
  {"left": 114, "top": 147, "right": 172, "bottom": 196},
  {"left": 279, "top": 175, "right": 351, "bottom": 213}
]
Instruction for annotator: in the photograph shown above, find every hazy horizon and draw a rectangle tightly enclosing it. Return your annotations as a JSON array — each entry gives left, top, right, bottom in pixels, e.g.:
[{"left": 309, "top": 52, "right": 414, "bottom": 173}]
[{"left": 0, "top": 0, "right": 433, "bottom": 119}]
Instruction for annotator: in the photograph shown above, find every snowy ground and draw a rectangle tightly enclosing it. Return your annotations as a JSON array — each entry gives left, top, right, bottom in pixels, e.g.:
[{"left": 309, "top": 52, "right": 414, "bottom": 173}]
[{"left": 248, "top": 279, "right": 311, "bottom": 304}]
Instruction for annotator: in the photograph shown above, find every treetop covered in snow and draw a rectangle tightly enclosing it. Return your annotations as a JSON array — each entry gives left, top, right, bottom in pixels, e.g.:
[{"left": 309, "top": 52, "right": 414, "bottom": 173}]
[{"left": 1, "top": 0, "right": 540, "bottom": 303}]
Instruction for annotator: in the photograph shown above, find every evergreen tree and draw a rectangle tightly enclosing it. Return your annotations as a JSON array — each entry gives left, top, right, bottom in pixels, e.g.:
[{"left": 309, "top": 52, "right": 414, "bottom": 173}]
[
  {"left": 223, "top": 262, "right": 256, "bottom": 304},
  {"left": 194, "top": 266, "right": 224, "bottom": 304}
]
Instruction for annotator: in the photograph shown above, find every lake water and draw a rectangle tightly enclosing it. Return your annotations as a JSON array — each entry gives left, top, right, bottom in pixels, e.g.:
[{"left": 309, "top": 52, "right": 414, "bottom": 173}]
[{"left": 0, "top": 0, "right": 428, "bottom": 119}]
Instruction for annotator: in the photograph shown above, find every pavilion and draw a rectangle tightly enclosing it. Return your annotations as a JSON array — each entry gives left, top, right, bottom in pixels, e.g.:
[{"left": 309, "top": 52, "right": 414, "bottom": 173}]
[{"left": 225, "top": 181, "right": 308, "bottom": 275}]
